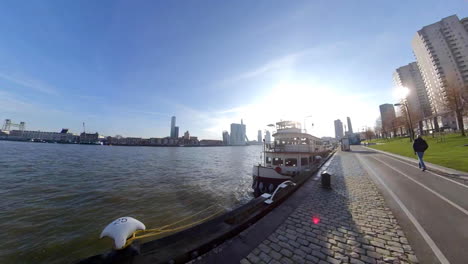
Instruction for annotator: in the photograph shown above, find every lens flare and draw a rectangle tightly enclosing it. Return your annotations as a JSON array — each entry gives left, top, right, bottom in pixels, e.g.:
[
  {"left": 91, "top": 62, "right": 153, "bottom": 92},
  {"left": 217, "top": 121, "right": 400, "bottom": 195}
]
[{"left": 312, "top": 216, "right": 320, "bottom": 225}]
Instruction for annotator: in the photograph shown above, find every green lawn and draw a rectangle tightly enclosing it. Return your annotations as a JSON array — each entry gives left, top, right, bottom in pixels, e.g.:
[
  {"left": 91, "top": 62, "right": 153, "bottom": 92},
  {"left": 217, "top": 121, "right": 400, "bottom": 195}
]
[{"left": 364, "top": 134, "right": 468, "bottom": 172}]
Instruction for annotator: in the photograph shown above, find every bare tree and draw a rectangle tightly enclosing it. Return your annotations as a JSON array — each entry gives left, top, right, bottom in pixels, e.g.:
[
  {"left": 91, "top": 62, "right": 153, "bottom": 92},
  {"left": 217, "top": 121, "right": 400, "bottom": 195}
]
[
  {"left": 365, "top": 128, "right": 375, "bottom": 141},
  {"left": 444, "top": 82, "right": 466, "bottom": 136},
  {"left": 393, "top": 116, "right": 407, "bottom": 137}
]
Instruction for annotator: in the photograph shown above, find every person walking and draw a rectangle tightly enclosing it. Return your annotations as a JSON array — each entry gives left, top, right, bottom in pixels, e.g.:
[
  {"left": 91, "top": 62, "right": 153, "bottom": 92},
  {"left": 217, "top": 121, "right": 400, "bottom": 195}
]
[{"left": 413, "top": 135, "right": 429, "bottom": 171}]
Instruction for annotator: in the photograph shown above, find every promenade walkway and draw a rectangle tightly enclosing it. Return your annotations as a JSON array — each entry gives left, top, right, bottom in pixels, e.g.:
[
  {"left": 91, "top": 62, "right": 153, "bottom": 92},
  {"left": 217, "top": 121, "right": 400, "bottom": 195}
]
[
  {"left": 240, "top": 149, "right": 417, "bottom": 264},
  {"left": 194, "top": 149, "right": 418, "bottom": 264}
]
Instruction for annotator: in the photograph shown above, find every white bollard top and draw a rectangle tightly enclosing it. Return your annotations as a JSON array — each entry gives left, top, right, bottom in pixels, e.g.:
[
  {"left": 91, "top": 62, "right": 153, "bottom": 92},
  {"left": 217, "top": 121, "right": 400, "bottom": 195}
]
[{"left": 100, "top": 217, "right": 146, "bottom": 249}]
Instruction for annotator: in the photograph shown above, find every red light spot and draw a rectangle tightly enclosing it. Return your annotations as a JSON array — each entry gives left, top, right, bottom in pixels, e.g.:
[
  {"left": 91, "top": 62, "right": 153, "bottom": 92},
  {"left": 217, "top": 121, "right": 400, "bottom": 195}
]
[{"left": 312, "top": 216, "right": 320, "bottom": 225}]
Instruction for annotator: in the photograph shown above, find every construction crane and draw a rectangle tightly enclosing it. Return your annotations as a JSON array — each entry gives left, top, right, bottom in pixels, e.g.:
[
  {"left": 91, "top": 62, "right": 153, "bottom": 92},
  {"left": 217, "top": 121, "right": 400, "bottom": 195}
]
[{"left": 2, "top": 119, "right": 25, "bottom": 131}]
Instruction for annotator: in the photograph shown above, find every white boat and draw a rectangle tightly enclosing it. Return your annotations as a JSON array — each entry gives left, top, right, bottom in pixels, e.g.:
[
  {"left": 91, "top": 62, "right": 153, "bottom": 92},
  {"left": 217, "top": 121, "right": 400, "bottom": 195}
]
[{"left": 252, "top": 121, "right": 326, "bottom": 196}]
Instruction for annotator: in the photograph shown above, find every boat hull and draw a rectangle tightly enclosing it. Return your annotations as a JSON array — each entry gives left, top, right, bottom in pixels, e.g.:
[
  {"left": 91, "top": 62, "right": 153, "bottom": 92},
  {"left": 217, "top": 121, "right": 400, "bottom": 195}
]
[{"left": 252, "top": 165, "right": 295, "bottom": 197}]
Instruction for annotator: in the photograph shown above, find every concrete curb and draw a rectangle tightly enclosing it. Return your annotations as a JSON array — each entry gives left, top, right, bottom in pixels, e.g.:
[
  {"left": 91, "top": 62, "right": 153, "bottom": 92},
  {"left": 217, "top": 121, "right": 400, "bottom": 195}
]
[{"left": 362, "top": 146, "right": 468, "bottom": 180}]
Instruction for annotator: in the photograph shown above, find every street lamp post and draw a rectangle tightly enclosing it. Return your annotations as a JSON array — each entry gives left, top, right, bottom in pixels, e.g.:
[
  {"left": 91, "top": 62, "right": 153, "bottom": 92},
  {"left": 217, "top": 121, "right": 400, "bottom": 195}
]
[{"left": 394, "top": 103, "right": 414, "bottom": 142}]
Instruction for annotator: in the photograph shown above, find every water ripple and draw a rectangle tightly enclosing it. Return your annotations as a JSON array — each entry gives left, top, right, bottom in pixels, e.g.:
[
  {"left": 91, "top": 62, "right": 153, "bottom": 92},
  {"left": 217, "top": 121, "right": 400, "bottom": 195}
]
[{"left": 0, "top": 141, "right": 260, "bottom": 263}]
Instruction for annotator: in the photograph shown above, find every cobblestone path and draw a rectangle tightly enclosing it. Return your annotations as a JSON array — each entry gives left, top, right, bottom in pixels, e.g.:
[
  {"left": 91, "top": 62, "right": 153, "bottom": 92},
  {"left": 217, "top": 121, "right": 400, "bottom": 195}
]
[{"left": 241, "top": 151, "right": 418, "bottom": 264}]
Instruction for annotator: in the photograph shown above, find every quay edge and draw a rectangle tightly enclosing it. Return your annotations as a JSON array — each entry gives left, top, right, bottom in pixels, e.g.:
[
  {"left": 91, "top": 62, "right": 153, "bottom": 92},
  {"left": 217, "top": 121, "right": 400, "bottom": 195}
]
[{"left": 76, "top": 150, "right": 336, "bottom": 264}]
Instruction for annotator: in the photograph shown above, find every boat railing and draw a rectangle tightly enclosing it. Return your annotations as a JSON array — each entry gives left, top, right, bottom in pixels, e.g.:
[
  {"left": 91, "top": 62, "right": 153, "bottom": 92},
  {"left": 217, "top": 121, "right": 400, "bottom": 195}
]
[{"left": 265, "top": 143, "right": 317, "bottom": 153}]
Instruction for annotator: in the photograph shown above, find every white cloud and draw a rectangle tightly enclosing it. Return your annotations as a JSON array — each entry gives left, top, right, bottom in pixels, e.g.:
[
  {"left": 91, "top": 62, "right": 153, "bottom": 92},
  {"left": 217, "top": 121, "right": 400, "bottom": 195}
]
[
  {"left": 217, "top": 43, "right": 347, "bottom": 87},
  {"left": 0, "top": 72, "right": 58, "bottom": 95}
]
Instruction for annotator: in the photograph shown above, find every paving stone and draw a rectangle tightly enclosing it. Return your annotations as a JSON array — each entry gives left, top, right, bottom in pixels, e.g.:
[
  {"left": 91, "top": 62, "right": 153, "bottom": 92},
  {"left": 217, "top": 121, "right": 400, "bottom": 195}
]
[
  {"left": 362, "top": 245, "right": 375, "bottom": 251},
  {"left": 259, "top": 252, "right": 272, "bottom": 263},
  {"left": 247, "top": 253, "right": 260, "bottom": 263},
  {"left": 402, "top": 245, "right": 412, "bottom": 252},
  {"left": 375, "top": 247, "right": 390, "bottom": 256},
  {"left": 360, "top": 255, "right": 376, "bottom": 264},
  {"left": 332, "top": 246, "right": 345, "bottom": 254},
  {"left": 350, "top": 258, "right": 365, "bottom": 264},
  {"left": 269, "top": 235, "right": 280, "bottom": 243},
  {"left": 327, "top": 256, "right": 341, "bottom": 264},
  {"left": 279, "top": 257, "right": 294, "bottom": 264},
  {"left": 290, "top": 240, "right": 300, "bottom": 248},
  {"left": 369, "top": 241, "right": 385, "bottom": 249},
  {"left": 270, "top": 250, "right": 282, "bottom": 260},
  {"left": 407, "top": 254, "right": 418, "bottom": 263},
  {"left": 334, "top": 252, "right": 349, "bottom": 262},
  {"left": 300, "top": 245, "right": 312, "bottom": 254},
  {"left": 353, "top": 247, "right": 366, "bottom": 254},
  {"left": 366, "top": 251, "right": 382, "bottom": 259},
  {"left": 320, "top": 247, "right": 334, "bottom": 257},
  {"left": 280, "top": 248, "right": 293, "bottom": 258},
  {"left": 240, "top": 259, "right": 251, "bottom": 264},
  {"left": 270, "top": 243, "right": 281, "bottom": 252},
  {"left": 278, "top": 241, "right": 294, "bottom": 252},
  {"left": 291, "top": 255, "right": 307, "bottom": 264},
  {"left": 312, "top": 249, "right": 326, "bottom": 260},
  {"left": 387, "top": 241, "right": 402, "bottom": 248},
  {"left": 305, "top": 255, "right": 319, "bottom": 262},
  {"left": 386, "top": 245, "right": 404, "bottom": 253},
  {"left": 236, "top": 151, "right": 417, "bottom": 264},
  {"left": 347, "top": 239, "right": 360, "bottom": 247},
  {"left": 259, "top": 243, "right": 271, "bottom": 254}
]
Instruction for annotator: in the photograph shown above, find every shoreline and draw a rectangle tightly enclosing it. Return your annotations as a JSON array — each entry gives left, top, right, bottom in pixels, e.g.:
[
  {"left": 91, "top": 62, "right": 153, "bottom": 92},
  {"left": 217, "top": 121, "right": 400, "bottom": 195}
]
[
  {"left": 76, "top": 150, "right": 336, "bottom": 264},
  {"left": 0, "top": 138, "right": 259, "bottom": 147}
]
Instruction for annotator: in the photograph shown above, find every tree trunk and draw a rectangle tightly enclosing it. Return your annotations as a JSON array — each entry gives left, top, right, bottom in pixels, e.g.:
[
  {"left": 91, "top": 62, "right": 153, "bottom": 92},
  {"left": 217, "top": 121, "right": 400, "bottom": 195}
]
[
  {"left": 433, "top": 117, "right": 439, "bottom": 132},
  {"left": 456, "top": 109, "right": 466, "bottom": 136}
]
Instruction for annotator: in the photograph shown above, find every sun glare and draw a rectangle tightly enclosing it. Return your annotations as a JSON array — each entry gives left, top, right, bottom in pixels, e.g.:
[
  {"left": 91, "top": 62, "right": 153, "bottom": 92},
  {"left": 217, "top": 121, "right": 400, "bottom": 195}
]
[
  {"left": 268, "top": 81, "right": 315, "bottom": 120},
  {"left": 393, "top": 86, "right": 409, "bottom": 99}
]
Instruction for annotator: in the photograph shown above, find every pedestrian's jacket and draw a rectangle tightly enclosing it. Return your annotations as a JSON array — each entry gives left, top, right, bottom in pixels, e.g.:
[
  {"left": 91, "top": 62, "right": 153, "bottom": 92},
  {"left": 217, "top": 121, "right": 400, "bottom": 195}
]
[{"left": 413, "top": 138, "right": 429, "bottom": 152}]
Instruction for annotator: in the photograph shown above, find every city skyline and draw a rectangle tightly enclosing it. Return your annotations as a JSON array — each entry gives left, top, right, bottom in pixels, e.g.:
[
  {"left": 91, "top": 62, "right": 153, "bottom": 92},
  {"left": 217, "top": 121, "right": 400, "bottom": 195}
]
[{"left": 1, "top": 1, "right": 467, "bottom": 139}]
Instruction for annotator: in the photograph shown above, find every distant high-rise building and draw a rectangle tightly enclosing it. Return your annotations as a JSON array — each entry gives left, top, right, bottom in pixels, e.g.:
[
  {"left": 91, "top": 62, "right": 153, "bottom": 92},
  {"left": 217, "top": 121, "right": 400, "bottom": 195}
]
[
  {"left": 257, "top": 130, "right": 262, "bottom": 142},
  {"left": 334, "top": 119, "right": 344, "bottom": 139},
  {"left": 346, "top": 117, "right": 353, "bottom": 134},
  {"left": 379, "top": 104, "right": 397, "bottom": 136},
  {"left": 174, "top": 126, "right": 179, "bottom": 139},
  {"left": 222, "top": 131, "right": 230, "bottom": 145},
  {"left": 170, "top": 116, "right": 176, "bottom": 138},
  {"left": 412, "top": 15, "right": 468, "bottom": 128},
  {"left": 184, "top": 131, "right": 190, "bottom": 140},
  {"left": 265, "top": 130, "right": 271, "bottom": 144},
  {"left": 230, "top": 119, "right": 246, "bottom": 145},
  {"left": 393, "top": 62, "right": 432, "bottom": 130}
]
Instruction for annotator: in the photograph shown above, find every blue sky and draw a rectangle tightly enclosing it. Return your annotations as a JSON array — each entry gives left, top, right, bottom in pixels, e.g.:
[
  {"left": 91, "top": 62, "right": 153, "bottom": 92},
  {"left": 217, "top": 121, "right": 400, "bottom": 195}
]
[{"left": 0, "top": 1, "right": 467, "bottom": 139}]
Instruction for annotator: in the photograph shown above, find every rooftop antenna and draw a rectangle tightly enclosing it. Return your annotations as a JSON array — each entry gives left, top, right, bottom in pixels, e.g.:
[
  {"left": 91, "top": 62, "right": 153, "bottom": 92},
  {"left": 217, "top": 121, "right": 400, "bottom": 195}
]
[{"left": 83, "top": 122, "right": 86, "bottom": 133}]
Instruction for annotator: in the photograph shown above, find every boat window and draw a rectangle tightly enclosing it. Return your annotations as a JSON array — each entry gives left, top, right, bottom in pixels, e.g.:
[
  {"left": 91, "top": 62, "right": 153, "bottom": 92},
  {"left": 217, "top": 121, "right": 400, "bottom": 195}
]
[
  {"left": 301, "top": 157, "right": 308, "bottom": 166},
  {"left": 285, "top": 158, "right": 297, "bottom": 167},
  {"left": 273, "top": 158, "right": 283, "bottom": 165},
  {"left": 266, "top": 157, "right": 272, "bottom": 164}
]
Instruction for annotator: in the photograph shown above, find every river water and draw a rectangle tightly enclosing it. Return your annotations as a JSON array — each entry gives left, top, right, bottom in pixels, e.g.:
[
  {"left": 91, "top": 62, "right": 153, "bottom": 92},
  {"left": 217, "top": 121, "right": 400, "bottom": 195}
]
[{"left": 0, "top": 141, "right": 262, "bottom": 263}]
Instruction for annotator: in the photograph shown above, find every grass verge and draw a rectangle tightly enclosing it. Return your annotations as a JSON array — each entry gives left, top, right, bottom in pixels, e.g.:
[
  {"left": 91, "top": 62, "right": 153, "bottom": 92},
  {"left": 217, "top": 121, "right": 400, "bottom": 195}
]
[{"left": 364, "top": 134, "right": 468, "bottom": 172}]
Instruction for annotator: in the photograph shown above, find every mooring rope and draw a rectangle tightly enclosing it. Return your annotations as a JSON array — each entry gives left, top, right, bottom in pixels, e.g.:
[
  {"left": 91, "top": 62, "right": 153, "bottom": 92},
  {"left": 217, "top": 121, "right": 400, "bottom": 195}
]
[{"left": 123, "top": 205, "right": 225, "bottom": 248}]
